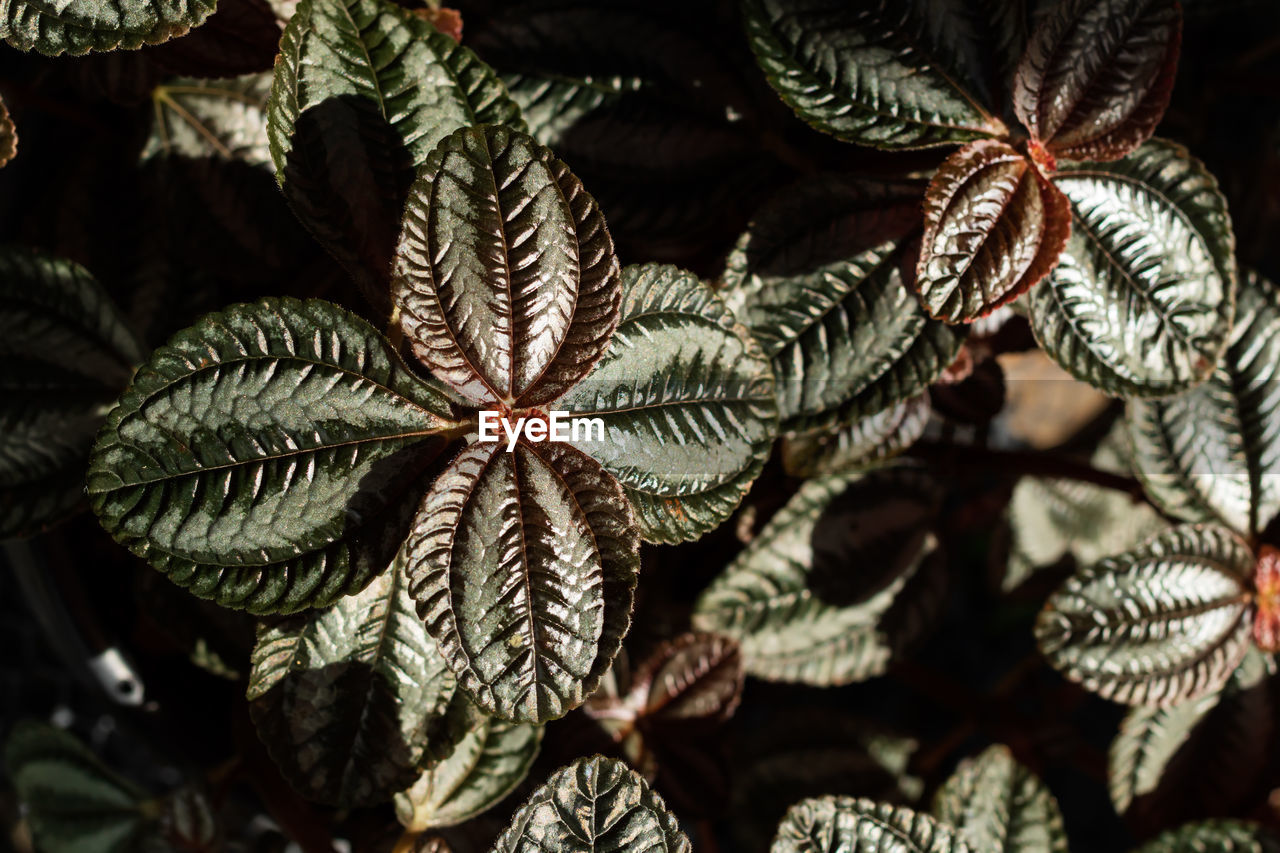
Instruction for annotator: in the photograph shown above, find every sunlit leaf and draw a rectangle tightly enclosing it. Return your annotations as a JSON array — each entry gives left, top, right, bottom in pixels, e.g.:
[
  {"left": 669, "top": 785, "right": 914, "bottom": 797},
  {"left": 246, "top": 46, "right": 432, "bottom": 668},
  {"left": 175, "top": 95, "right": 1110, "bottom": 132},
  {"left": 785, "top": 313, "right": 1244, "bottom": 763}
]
[
  {"left": 933, "top": 745, "right": 1068, "bottom": 853},
  {"left": 87, "top": 297, "right": 460, "bottom": 614},
  {"left": 0, "top": 0, "right": 216, "bottom": 55},
  {"left": 1133, "top": 821, "right": 1280, "bottom": 853},
  {"left": 144, "top": 72, "right": 272, "bottom": 165},
  {"left": 782, "top": 394, "right": 931, "bottom": 479},
  {"left": 1036, "top": 523, "right": 1255, "bottom": 706},
  {"left": 772, "top": 796, "right": 972, "bottom": 853}
]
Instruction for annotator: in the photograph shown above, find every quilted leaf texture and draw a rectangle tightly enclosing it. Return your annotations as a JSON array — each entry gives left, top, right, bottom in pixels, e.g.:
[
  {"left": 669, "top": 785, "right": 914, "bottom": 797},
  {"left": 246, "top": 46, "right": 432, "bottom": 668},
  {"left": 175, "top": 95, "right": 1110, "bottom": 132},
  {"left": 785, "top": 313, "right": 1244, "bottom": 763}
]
[
  {"left": 933, "top": 745, "right": 1068, "bottom": 853},
  {"left": 772, "top": 796, "right": 973, "bottom": 853},
  {"left": 0, "top": 0, "right": 216, "bottom": 55}
]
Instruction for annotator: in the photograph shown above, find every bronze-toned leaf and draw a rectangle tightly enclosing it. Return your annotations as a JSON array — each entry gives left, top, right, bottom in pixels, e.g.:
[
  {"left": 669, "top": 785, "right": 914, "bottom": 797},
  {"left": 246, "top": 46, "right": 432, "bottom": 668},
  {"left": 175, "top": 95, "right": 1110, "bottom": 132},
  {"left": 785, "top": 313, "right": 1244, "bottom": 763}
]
[
  {"left": 0, "top": 94, "right": 15, "bottom": 167},
  {"left": 629, "top": 632, "right": 744, "bottom": 723}
]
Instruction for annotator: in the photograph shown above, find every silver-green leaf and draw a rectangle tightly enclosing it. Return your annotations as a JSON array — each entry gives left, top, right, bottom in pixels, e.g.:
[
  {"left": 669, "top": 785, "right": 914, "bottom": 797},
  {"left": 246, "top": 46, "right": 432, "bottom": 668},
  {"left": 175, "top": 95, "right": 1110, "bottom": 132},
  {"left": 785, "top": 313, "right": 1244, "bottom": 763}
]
[
  {"left": 932, "top": 745, "right": 1068, "bottom": 853},
  {"left": 1, "top": 0, "right": 216, "bottom": 55},
  {"left": 781, "top": 394, "right": 931, "bottom": 479},
  {"left": 1133, "top": 821, "right": 1280, "bottom": 853},
  {"left": 772, "top": 796, "right": 972, "bottom": 853}
]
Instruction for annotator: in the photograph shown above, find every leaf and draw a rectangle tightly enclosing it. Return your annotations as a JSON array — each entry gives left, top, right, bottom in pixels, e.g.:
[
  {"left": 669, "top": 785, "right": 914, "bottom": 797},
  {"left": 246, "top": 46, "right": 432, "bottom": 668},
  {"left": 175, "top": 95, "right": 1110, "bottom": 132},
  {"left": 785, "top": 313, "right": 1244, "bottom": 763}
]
[
  {"left": 1027, "top": 139, "right": 1236, "bottom": 398},
  {"left": 405, "top": 440, "right": 639, "bottom": 724},
  {"left": 916, "top": 139, "right": 1070, "bottom": 322},
  {"left": 394, "top": 123, "right": 620, "bottom": 408},
  {"left": 1133, "top": 821, "right": 1280, "bottom": 853},
  {"left": 1014, "top": 0, "right": 1181, "bottom": 162},
  {"left": 0, "top": 0, "right": 216, "bottom": 55},
  {"left": 144, "top": 0, "right": 280, "bottom": 77},
  {"left": 772, "top": 796, "right": 972, "bottom": 853},
  {"left": 490, "top": 755, "right": 691, "bottom": 853},
  {"left": 741, "top": 0, "right": 1007, "bottom": 149},
  {"left": 932, "top": 745, "right": 1068, "bottom": 853},
  {"left": 693, "top": 467, "right": 946, "bottom": 686},
  {"left": 87, "top": 297, "right": 460, "bottom": 614},
  {"left": 0, "top": 249, "right": 146, "bottom": 539},
  {"left": 4, "top": 721, "right": 155, "bottom": 853},
  {"left": 723, "top": 174, "right": 965, "bottom": 430},
  {"left": 1126, "top": 271, "right": 1280, "bottom": 538},
  {"left": 1035, "top": 523, "right": 1255, "bottom": 706},
  {"left": 267, "top": 0, "right": 524, "bottom": 315},
  {"left": 247, "top": 550, "right": 456, "bottom": 807},
  {"left": 629, "top": 632, "right": 744, "bottom": 723},
  {"left": 782, "top": 394, "right": 931, "bottom": 479},
  {"left": 1254, "top": 547, "right": 1280, "bottom": 652},
  {"left": 0, "top": 93, "right": 15, "bottom": 167},
  {"left": 144, "top": 73, "right": 272, "bottom": 165},
  {"left": 395, "top": 697, "right": 542, "bottom": 830},
  {"left": 557, "top": 263, "right": 777, "bottom": 543}
]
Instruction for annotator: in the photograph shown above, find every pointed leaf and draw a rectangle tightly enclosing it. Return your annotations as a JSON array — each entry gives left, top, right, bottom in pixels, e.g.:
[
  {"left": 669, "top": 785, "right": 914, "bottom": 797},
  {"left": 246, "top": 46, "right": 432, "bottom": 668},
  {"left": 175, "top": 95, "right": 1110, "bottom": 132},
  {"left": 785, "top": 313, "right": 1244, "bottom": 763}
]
[
  {"left": 630, "top": 632, "right": 744, "bottom": 723},
  {"left": 1036, "top": 523, "right": 1255, "bottom": 706},
  {"left": 1014, "top": 0, "right": 1181, "bottom": 162},
  {"left": 557, "top": 263, "right": 777, "bottom": 543},
  {"left": 917, "top": 140, "right": 1070, "bottom": 322},
  {"left": 1027, "top": 139, "right": 1236, "bottom": 397},
  {"left": 0, "top": 93, "right": 15, "bottom": 167},
  {"left": 87, "top": 297, "right": 460, "bottom": 614},
  {"left": 144, "top": 73, "right": 272, "bottom": 165},
  {"left": 932, "top": 745, "right": 1068, "bottom": 853},
  {"left": 247, "top": 551, "right": 456, "bottom": 807},
  {"left": 782, "top": 394, "right": 931, "bottom": 479},
  {"left": 772, "top": 797, "right": 972, "bottom": 853},
  {"left": 0, "top": 0, "right": 215, "bottom": 55},
  {"left": 1127, "top": 271, "right": 1280, "bottom": 538},
  {"left": 490, "top": 755, "right": 691, "bottom": 853},
  {"left": 1, "top": 249, "right": 146, "bottom": 539},
  {"left": 406, "top": 440, "right": 638, "bottom": 724},
  {"left": 1133, "top": 821, "right": 1280, "bottom": 853},
  {"left": 741, "top": 0, "right": 1006, "bottom": 149}
]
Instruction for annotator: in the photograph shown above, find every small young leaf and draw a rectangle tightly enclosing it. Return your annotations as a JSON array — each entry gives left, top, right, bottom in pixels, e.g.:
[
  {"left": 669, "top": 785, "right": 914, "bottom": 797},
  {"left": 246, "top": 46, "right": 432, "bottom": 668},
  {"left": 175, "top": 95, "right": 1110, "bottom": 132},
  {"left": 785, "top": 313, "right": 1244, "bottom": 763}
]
[
  {"left": 0, "top": 0, "right": 216, "bottom": 55},
  {"left": 144, "top": 73, "right": 272, "bottom": 165},
  {"left": 917, "top": 140, "right": 1070, "bottom": 322},
  {"left": 772, "top": 796, "right": 972, "bottom": 853},
  {"left": 933, "top": 745, "right": 1068, "bottom": 853},
  {"left": 490, "top": 755, "right": 691, "bottom": 853},
  {"left": 741, "top": 0, "right": 1006, "bottom": 149},
  {"left": 394, "top": 124, "right": 620, "bottom": 408},
  {"left": 629, "top": 632, "right": 744, "bottom": 723},
  {"left": 557, "top": 263, "right": 777, "bottom": 543},
  {"left": 1036, "top": 524, "right": 1255, "bottom": 706},
  {"left": 782, "top": 394, "right": 931, "bottom": 479},
  {"left": 88, "top": 297, "right": 460, "bottom": 614},
  {"left": 1014, "top": 0, "right": 1181, "bottom": 162},
  {"left": 406, "top": 441, "right": 638, "bottom": 724},
  {"left": 247, "top": 551, "right": 456, "bottom": 807},
  {"left": 1028, "top": 139, "right": 1236, "bottom": 397},
  {"left": 0, "top": 93, "right": 15, "bottom": 167},
  {"left": 1127, "top": 271, "right": 1280, "bottom": 539},
  {"left": 1133, "top": 820, "right": 1280, "bottom": 853}
]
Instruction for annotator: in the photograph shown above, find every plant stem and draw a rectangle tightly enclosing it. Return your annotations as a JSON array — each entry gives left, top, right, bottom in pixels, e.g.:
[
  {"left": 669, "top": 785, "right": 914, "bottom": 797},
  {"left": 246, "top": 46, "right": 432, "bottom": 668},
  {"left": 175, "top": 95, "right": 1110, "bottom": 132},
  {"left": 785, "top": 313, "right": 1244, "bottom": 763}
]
[{"left": 903, "top": 441, "right": 1145, "bottom": 498}]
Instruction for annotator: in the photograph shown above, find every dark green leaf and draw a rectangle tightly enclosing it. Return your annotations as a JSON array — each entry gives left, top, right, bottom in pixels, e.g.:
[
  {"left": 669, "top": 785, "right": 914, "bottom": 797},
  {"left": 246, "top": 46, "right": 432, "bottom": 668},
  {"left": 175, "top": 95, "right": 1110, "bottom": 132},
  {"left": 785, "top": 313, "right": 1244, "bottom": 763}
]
[
  {"left": 144, "top": 73, "right": 272, "bottom": 165},
  {"left": 1133, "top": 821, "right": 1280, "bottom": 853},
  {"left": 406, "top": 440, "right": 639, "bottom": 724},
  {"left": 1027, "top": 139, "right": 1236, "bottom": 397},
  {"left": 394, "top": 123, "right": 620, "bottom": 408},
  {"left": 558, "top": 263, "right": 777, "bottom": 543},
  {"left": 1036, "top": 523, "right": 1255, "bottom": 706},
  {"left": 772, "top": 796, "right": 972, "bottom": 853},
  {"left": 932, "top": 745, "right": 1068, "bottom": 853},
  {"left": 0, "top": 0, "right": 216, "bottom": 55},
  {"left": 490, "top": 755, "right": 691, "bottom": 852},
  {"left": 87, "top": 297, "right": 460, "bottom": 614},
  {"left": 781, "top": 394, "right": 931, "bottom": 479}
]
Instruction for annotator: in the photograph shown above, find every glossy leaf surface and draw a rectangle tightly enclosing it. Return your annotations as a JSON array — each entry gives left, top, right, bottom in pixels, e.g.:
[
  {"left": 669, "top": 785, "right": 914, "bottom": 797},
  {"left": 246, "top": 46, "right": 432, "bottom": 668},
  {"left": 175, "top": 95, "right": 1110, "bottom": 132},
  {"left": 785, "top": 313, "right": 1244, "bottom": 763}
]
[
  {"left": 772, "top": 796, "right": 972, "bottom": 853},
  {"left": 0, "top": 0, "right": 215, "bottom": 54},
  {"left": 933, "top": 745, "right": 1068, "bottom": 853},
  {"left": 629, "top": 632, "right": 744, "bottom": 722}
]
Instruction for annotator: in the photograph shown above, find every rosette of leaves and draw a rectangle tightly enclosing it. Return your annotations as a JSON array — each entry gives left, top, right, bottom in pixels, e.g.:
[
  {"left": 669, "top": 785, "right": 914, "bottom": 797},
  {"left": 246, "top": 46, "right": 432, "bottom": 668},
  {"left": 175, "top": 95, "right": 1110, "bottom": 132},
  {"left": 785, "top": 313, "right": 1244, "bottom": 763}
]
[{"left": 743, "top": 0, "right": 1236, "bottom": 400}]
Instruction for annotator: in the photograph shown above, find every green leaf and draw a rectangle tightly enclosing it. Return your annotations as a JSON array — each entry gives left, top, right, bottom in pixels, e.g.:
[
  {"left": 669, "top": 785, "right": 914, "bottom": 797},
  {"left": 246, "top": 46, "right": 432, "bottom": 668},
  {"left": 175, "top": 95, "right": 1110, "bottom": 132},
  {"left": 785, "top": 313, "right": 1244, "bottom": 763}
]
[
  {"left": 1133, "top": 821, "right": 1280, "bottom": 853},
  {"left": 4, "top": 721, "right": 155, "bottom": 853},
  {"left": 247, "top": 550, "right": 456, "bottom": 807},
  {"left": 1027, "top": 139, "right": 1236, "bottom": 398},
  {"left": 394, "top": 123, "right": 620, "bottom": 408},
  {"left": 693, "top": 467, "right": 946, "bottom": 686},
  {"left": 1127, "top": 271, "right": 1280, "bottom": 539},
  {"left": 0, "top": 93, "right": 15, "bottom": 167},
  {"left": 772, "top": 796, "right": 972, "bottom": 853},
  {"left": 87, "top": 297, "right": 460, "bottom": 615},
  {"left": 723, "top": 174, "right": 965, "bottom": 430},
  {"left": 406, "top": 440, "right": 639, "bottom": 724},
  {"left": 557, "top": 263, "right": 777, "bottom": 543},
  {"left": 144, "top": 73, "right": 272, "bottom": 165},
  {"left": 1, "top": 249, "right": 146, "bottom": 539},
  {"left": 917, "top": 139, "right": 1070, "bottom": 322},
  {"left": 781, "top": 394, "right": 931, "bottom": 479},
  {"left": 395, "top": 696, "right": 542, "bottom": 830},
  {"left": 932, "top": 745, "right": 1068, "bottom": 853},
  {"left": 1036, "top": 523, "right": 1255, "bottom": 706},
  {"left": 0, "top": 0, "right": 216, "bottom": 55},
  {"left": 741, "top": 0, "right": 1007, "bottom": 149},
  {"left": 490, "top": 755, "right": 691, "bottom": 853},
  {"left": 267, "top": 0, "right": 523, "bottom": 313}
]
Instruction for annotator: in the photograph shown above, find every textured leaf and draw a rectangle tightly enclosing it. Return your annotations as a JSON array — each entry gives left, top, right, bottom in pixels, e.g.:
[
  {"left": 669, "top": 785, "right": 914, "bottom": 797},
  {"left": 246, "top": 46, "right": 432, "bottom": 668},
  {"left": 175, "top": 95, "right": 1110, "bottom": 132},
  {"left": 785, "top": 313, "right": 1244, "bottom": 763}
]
[
  {"left": 395, "top": 697, "right": 542, "bottom": 830},
  {"left": 87, "top": 297, "right": 460, "bottom": 614},
  {"left": 0, "top": 0, "right": 216, "bottom": 54},
  {"left": 490, "top": 755, "right": 691, "bottom": 853},
  {"left": 247, "top": 551, "right": 456, "bottom": 807},
  {"left": 144, "top": 0, "right": 280, "bottom": 77},
  {"left": 405, "top": 440, "right": 638, "bottom": 724},
  {"left": 0, "top": 249, "right": 146, "bottom": 539},
  {"left": 723, "top": 174, "right": 965, "bottom": 430},
  {"left": 917, "top": 139, "right": 1070, "bottom": 322},
  {"left": 932, "top": 745, "right": 1068, "bottom": 853},
  {"left": 782, "top": 394, "right": 931, "bottom": 479},
  {"left": 144, "top": 73, "right": 272, "bottom": 165},
  {"left": 741, "top": 0, "right": 1006, "bottom": 149},
  {"left": 0, "top": 93, "right": 15, "bottom": 167},
  {"left": 693, "top": 467, "right": 946, "bottom": 686},
  {"left": 1014, "top": 0, "right": 1181, "bottom": 162},
  {"left": 558, "top": 263, "right": 777, "bottom": 543},
  {"left": 1027, "top": 139, "right": 1236, "bottom": 397},
  {"left": 629, "top": 632, "right": 744, "bottom": 723},
  {"left": 267, "top": 0, "right": 523, "bottom": 314},
  {"left": 1036, "top": 523, "right": 1255, "bottom": 706},
  {"left": 1127, "top": 271, "right": 1280, "bottom": 538},
  {"left": 1133, "top": 821, "right": 1280, "bottom": 853},
  {"left": 394, "top": 123, "right": 620, "bottom": 408},
  {"left": 772, "top": 797, "right": 972, "bottom": 853}
]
